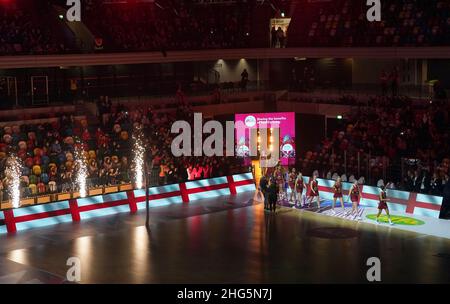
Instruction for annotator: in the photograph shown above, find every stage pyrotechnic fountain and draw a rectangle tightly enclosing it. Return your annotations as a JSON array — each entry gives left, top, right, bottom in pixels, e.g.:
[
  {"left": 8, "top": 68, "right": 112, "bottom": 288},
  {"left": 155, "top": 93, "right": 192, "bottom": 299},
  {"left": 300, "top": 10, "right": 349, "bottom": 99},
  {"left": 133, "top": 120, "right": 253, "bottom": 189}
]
[
  {"left": 132, "top": 125, "right": 145, "bottom": 189},
  {"left": 75, "top": 147, "right": 88, "bottom": 198},
  {"left": 5, "top": 155, "right": 22, "bottom": 208}
]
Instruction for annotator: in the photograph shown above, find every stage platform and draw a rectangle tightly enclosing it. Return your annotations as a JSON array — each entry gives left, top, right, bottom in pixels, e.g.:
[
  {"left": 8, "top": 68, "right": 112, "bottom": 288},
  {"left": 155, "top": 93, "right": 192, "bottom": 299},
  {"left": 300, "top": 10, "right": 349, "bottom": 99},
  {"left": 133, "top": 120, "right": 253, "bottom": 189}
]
[{"left": 0, "top": 191, "right": 449, "bottom": 283}]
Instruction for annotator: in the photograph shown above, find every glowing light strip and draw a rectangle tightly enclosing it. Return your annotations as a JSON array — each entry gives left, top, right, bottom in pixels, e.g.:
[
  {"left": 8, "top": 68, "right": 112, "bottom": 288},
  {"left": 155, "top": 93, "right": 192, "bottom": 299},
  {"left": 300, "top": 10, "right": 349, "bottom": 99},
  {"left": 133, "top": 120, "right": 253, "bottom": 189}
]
[
  {"left": 1, "top": 174, "right": 257, "bottom": 234},
  {"left": 235, "top": 184, "right": 256, "bottom": 193},
  {"left": 413, "top": 208, "right": 440, "bottom": 218},
  {"left": 12, "top": 201, "right": 70, "bottom": 217},
  {"left": 15, "top": 215, "right": 73, "bottom": 231},
  {"left": 232, "top": 173, "right": 254, "bottom": 182},
  {"left": 136, "top": 196, "right": 184, "bottom": 210},
  {"left": 185, "top": 177, "right": 228, "bottom": 189},
  {"left": 416, "top": 193, "right": 443, "bottom": 206},
  {"left": 188, "top": 188, "right": 231, "bottom": 201}
]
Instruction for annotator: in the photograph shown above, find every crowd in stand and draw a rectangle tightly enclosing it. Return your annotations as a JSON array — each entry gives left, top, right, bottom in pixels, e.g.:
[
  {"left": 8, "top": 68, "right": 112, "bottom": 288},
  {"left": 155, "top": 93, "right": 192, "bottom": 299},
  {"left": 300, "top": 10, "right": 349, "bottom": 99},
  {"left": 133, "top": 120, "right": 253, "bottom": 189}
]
[
  {"left": 0, "top": 92, "right": 448, "bottom": 205},
  {"left": 0, "top": 3, "right": 65, "bottom": 55},
  {"left": 296, "top": 96, "right": 450, "bottom": 196},
  {"left": 1, "top": 0, "right": 450, "bottom": 55},
  {"left": 298, "top": 0, "right": 450, "bottom": 47},
  {"left": 83, "top": 0, "right": 252, "bottom": 52},
  {"left": 0, "top": 96, "right": 246, "bottom": 204},
  {"left": 99, "top": 99, "right": 245, "bottom": 185}
]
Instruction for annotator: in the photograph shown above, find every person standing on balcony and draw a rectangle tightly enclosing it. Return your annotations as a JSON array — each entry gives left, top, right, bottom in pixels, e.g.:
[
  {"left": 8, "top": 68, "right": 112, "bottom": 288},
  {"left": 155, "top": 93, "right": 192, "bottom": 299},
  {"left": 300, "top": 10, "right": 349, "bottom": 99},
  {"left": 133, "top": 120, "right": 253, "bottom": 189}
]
[
  {"left": 240, "top": 69, "right": 249, "bottom": 91},
  {"left": 271, "top": 26, "right": 277, "bottom": 48},
  {"left": 276, "top": 27, "right": 285, "bottom": 48},
  {"left": 70, "top": 79, "right": 78, "bottom": 103}
]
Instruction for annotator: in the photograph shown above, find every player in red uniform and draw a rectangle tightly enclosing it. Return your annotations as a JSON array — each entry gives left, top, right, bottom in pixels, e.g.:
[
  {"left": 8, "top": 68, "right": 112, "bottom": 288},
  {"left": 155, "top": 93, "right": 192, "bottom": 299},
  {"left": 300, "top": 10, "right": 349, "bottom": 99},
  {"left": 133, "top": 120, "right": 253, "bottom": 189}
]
[
  {"left": 332, "top": 177, "right": 345, "bottom": 213},
  {"left": 307, "top": 175, "right": 320, "bottom": 208},
  {"left": 376, "top": 185, "right": 393, "bottom": 225},
  {"left": 288, "top": 168, "right": 297, "bottom": 204},
  {"left": 349, "top": 180, "right": 362, "bottom": 220},
  {"left": 295, "top": 172, "right": 305, "bottom": 207}
]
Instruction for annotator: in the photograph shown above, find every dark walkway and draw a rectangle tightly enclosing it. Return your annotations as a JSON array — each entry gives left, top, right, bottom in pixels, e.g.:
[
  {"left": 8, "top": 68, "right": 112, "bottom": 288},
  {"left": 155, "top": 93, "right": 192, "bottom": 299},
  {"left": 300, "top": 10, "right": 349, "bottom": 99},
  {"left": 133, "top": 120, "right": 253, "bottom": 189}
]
[{"left": 0, "top": 191, "right": 449, "bottom": 283}]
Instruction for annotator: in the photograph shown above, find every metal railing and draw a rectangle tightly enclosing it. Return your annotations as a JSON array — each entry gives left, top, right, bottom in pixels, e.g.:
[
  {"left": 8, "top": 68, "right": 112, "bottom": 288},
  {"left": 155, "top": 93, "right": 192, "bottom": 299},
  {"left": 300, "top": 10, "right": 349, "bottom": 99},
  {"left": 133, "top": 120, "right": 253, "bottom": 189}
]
[{"left": 3, "top": 75, "right": 443, "bottom": 110}]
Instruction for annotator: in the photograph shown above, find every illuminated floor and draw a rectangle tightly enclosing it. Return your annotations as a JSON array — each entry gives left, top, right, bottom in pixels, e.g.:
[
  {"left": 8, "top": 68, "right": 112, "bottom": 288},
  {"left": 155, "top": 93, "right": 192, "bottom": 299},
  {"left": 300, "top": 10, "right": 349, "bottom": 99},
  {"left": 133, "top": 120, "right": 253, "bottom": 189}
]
[
  {"left": 0, "top": 192, "right": 449, "bottom": 283},
  {"left": 279, "top": 199, "right": 450, "bottom": 239}
]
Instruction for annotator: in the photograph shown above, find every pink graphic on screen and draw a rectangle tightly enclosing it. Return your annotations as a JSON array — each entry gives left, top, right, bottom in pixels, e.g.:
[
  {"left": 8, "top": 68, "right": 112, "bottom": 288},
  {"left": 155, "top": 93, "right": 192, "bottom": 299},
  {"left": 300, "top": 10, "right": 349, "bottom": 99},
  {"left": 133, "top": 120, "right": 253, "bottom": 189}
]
[{"left": 235, "top": 112, "right": 296, "bottom": 166}]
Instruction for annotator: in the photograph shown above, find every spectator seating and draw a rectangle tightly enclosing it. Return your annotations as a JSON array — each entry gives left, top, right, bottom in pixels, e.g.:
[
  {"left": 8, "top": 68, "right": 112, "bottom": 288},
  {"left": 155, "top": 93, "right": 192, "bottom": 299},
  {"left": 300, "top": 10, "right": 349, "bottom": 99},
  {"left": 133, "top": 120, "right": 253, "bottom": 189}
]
[
  {"left": 0, "top": 100, "right": 245, "bottom": 208},
  {"left": 1, "top": 0, "right": 449, "bottom": 55},
  {"left": 296, "top": 96, "right": 450, "bottom": 195}
]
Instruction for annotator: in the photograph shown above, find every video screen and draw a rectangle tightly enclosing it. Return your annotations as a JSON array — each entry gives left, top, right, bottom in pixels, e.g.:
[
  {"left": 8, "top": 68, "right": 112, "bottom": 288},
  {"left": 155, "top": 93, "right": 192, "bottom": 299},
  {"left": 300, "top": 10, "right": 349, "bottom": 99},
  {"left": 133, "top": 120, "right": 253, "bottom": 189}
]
[{"left": 235, "top": 112, "right": 296, "bottom": 165}]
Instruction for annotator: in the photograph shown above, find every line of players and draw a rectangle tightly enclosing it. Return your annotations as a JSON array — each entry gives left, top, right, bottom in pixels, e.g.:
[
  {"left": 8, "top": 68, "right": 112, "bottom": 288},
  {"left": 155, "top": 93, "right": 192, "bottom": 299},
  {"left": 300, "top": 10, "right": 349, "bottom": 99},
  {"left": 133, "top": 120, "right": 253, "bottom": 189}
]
[{"left": 260, "top": 167, "right": 393, "bottom": 224}]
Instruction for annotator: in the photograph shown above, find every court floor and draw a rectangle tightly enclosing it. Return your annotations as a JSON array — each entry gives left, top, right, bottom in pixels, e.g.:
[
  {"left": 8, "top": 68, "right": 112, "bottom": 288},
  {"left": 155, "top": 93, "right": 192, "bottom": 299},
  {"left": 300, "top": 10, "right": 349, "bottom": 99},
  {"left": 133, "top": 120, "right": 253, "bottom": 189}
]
[
  {"left": 278, "top": 198, "right": 450, "bottom": 239},
  {"left": 0, "top": 191, "right": 449, "bottom": 284}
]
